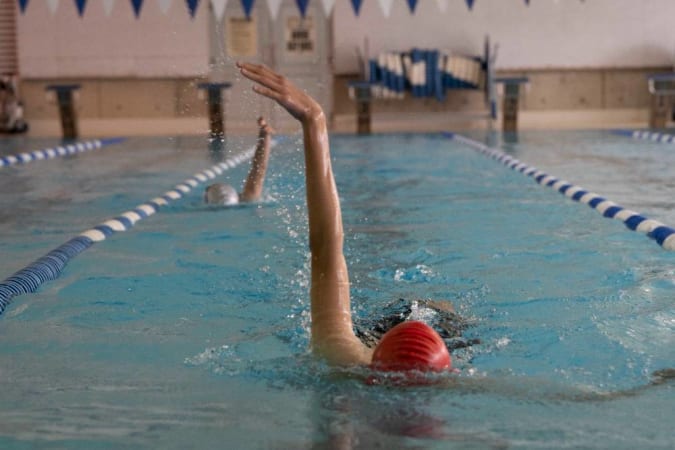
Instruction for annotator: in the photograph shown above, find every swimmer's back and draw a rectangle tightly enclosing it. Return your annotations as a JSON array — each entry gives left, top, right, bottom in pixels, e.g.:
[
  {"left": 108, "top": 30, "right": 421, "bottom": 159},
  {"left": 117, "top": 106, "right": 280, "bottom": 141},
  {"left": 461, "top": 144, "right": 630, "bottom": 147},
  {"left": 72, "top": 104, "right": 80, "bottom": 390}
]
[{"left": 354, "top": 298, "right": 480, "bottom": 352}]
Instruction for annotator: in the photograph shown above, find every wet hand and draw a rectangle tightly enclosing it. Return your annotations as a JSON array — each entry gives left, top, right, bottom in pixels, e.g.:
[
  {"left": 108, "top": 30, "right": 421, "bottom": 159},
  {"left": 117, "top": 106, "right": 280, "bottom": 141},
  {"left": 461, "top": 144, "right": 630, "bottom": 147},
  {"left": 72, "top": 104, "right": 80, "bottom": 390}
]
[
  {"left": 257, "top": 116, "right": 275, "bottom": 136},
  {"left": 237, "top": 62, "right": 323, "bottom": 124}
]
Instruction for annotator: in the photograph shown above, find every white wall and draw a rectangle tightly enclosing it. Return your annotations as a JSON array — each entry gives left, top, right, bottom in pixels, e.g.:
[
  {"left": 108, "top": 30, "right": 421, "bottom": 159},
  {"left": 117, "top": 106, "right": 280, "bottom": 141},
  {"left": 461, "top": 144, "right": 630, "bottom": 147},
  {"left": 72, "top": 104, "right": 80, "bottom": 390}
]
[
  {"left": 17, "top": 0, "right": 208, "bottom": 78},
  {"left": 16, "top": 0, "right": 675, "bottom": 79},
  {"left": 333, "top": 0, "right": 675, "bottom": 74}
]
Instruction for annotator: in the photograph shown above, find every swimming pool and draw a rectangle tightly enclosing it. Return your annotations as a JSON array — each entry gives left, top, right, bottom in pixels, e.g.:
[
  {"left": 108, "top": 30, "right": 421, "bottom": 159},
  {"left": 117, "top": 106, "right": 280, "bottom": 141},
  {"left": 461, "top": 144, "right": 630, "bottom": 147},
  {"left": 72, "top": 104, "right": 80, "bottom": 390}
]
[{"left": 0, "top": 130, "right": 673, "bottom": 448}]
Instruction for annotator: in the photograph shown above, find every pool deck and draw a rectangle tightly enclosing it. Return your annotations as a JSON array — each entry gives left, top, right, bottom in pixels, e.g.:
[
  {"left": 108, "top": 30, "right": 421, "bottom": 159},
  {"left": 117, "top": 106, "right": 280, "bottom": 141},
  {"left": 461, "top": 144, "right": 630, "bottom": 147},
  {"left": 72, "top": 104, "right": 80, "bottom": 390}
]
[{"left": 16, "top": 108, "right": 651, "bottom": 138}]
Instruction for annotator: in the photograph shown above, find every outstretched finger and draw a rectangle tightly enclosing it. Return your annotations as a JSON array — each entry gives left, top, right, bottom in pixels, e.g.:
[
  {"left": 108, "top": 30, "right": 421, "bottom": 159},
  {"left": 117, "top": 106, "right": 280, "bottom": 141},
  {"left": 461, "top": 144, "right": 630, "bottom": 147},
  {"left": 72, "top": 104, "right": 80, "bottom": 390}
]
[
  {"left": 239, "top": 66, "right": 284, "bottom": 94},
  {"left": 236, "top": 61, "right": 267, "bottom": 72},
  {"left": 237, "top": 62, "right": 284, "bottom": 85},
  {"left": 251, "top": 84, "right": 285, "bottom": 104},
  {"left": 236, "top": 62, "right": 263, "bottom": 78},
  {"left": 239, "top": 62, "right": 279, "bottom": 78},
  {"left": 257, "top": 117, "right": 274, "bottom": 133}
]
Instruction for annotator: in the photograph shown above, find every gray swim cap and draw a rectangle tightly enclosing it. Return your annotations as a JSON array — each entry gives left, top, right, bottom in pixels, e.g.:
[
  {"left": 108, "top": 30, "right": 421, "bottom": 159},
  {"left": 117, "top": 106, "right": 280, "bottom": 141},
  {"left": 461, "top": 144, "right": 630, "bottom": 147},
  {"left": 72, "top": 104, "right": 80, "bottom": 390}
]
[{"left": 204, "top": 183, "right": 239, "bottom": 206}]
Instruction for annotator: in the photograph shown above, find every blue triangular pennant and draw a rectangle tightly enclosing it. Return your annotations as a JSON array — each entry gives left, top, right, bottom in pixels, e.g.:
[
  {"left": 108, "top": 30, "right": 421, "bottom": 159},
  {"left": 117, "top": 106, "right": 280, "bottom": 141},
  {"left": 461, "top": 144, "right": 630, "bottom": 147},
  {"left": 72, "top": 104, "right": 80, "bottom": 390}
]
[
  {"left": 130, "top": 0, "right": 143, "bottom": 17},
  {"left": 74, "top": 0, "right": 87, "bottom": 16},
  {"left": 186, "top": 0, "right": 199, "bottom": 17},
  {"left": 296, "top": 0, "right": 309, "bottom": 17},
  {"left": 241, "top": 0, "right": 255, "bottom": 18},
  {"left": 465, "top": 0, "right": 474, "bottom": 10},
  {"left": 350, "top": 0, "right": 363, "bottom": 16},
  {"left": 406, "top": 0, "right": 417, "bottom": 13},
  {"left": 18, "top": 0, "right": 29, "bottom": 14}
]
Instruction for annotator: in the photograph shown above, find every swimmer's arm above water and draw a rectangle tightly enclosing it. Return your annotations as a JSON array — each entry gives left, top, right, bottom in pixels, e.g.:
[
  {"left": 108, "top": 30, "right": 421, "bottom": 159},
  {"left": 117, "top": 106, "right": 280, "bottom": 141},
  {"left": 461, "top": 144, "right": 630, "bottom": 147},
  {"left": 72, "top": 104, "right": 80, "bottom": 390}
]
[
  {"left": 237, "top": 62, "right": 372, "bottom": 366},
  {"left": 240, "top": 116, "right": 273, "bottom": 203}
]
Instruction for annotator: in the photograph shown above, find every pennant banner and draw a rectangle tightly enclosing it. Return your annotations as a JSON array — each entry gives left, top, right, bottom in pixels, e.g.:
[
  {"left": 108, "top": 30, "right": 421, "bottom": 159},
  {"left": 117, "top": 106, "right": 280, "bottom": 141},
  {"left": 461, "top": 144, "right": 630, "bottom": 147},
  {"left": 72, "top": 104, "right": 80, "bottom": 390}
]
[
  {"left": 103, "top": 0, "right": 115, "bottom": 15},
  {"left": 240, "top": 0, "right": 254, "bottom": 18},
  {"left": 158, "top": 0, "right": 172, "bottom": 14},
  {"left": 265, "top": 0, "right": 281, "bottom": 20},
  {"left": 130, "top": 0, "right": 143, "bottom": 17},
  {"left": 320, "top": 0, "right": 334, "bottom": 16},
  {"left": 74, "top": 0, "right": 87, "bottom": 16},
  {"left": 350, "top": 0, "right": 363, "bottom": 16},
  {"left": 377, "top": 0, "right": 393, "bottom": 17},
  {"left": 406, "top": 0, "right": 417, "bottom": 13},
  {"left": 14, "top": 0, "right": 569, "bottom": 18},
  {"left": 211, "top": 0, "right": 227, "bottom": 20},
  {"left": 46, "top": 0, "right": 59, "bottom": 15},
  {"left": 295, "top": 0, "right": 308, "bottom": 17},
  {"left": 186, "top": 0, "right": 199, "bottom": 16}
]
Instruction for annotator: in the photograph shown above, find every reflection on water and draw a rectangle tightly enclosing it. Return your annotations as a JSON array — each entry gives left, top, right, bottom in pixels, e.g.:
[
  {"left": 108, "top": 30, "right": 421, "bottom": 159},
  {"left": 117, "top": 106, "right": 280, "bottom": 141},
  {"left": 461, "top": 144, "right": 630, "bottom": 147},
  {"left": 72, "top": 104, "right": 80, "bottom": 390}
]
[{"left": 310, "top": 386, "right": 509, "bottom": 449}]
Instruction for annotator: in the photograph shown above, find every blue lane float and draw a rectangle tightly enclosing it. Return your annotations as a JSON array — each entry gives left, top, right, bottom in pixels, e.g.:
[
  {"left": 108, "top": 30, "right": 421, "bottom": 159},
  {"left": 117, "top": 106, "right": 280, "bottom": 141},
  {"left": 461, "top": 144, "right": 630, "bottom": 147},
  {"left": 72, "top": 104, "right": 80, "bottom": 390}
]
[
  {"left": 444, "top": 132, "right": 675, "bottom": 251},
  {"left": 0, "top": 143, "right": 262, "bottom": 316},
  {"left": 612, "top": 129, "right": 675, "bottom": 143},
  {"left": 0, "top": 137, "right": 126, "bottom": 168}
]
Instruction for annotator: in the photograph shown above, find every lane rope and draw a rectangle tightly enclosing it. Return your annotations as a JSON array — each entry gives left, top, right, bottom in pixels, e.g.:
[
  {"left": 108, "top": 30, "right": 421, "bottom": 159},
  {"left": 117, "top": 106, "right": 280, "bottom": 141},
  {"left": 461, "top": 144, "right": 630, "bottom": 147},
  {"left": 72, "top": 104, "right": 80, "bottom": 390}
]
[
  {"left": 0, "top": 143, "right": 262, "bottom": 316},
  {"left": 443, "top": 132, "right": 675, "bottom": 251},
  {"left": 612, "top": 129, "right": 675, "bottom": 143},
  {"left": 0, "top": 137, "right": 125, "bottom": 169}
]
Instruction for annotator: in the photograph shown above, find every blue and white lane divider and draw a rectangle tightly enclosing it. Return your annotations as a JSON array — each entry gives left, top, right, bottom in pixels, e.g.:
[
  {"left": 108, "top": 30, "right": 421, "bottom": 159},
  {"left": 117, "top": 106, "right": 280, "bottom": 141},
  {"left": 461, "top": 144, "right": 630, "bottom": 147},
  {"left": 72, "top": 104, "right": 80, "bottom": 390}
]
[
  {"left": 0, "top": 137, "right": 125, "bottom": 169},
  {"left": 612, "top": 129, "right": 675, "bottom": 143},
  {"left": 0, "top": 144, "right": 260, "bottom": 316},
  {"left": 443, "top": 132, "right": 675, "bottom": 251}
]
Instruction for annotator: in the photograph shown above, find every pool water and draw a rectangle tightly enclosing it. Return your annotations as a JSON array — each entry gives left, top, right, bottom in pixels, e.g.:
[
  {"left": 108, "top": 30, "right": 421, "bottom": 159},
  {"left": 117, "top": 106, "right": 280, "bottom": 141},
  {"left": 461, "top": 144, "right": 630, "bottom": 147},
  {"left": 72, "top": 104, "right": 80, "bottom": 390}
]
[{"left": 0, "top": 130, "right": 673, "bottom": 449}]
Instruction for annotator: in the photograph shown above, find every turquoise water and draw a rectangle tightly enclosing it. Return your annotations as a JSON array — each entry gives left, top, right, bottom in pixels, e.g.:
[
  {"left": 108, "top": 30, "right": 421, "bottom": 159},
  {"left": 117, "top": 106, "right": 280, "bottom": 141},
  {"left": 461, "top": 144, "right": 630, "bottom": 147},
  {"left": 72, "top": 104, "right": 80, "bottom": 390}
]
[{"left": 0, "top": 131, "right": 673, "bottom": 448}]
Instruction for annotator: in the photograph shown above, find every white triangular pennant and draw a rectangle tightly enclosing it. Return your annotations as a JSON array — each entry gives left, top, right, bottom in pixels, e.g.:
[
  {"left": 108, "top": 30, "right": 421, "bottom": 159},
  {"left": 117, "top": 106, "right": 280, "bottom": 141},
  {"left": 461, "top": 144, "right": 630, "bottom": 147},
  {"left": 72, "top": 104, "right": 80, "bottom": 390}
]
[
  {"left": 435, "top": 0, "right": 448, "bottom": 13},
  {"left": 376, "top": 0, "right": 393, "bottom": 17},
  {"left": 102, "top": 0, "right": 115, "bottom": 15},
  {"left": 266, "top": 0, "right": 281, "bottom": 20},
  {"left": 211, "top": 0, "right": 228, "bottom": 20},
  {"left": 158, "top": 0, "right": 172, "bottom": 14},
  {"left": 45, "top": 0, "right": 59, "bottom": 14},
  {"left": 320, "top": 0, "right": 334, "bottom": 16}
]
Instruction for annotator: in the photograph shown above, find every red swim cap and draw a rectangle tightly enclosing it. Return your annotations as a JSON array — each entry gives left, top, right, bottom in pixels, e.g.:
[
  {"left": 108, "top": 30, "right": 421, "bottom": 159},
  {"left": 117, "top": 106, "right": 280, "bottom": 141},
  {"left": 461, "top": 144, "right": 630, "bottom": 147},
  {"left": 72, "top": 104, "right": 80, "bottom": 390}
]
[{"left": 370, "top": 321, "right": 451, "bottom": 374}]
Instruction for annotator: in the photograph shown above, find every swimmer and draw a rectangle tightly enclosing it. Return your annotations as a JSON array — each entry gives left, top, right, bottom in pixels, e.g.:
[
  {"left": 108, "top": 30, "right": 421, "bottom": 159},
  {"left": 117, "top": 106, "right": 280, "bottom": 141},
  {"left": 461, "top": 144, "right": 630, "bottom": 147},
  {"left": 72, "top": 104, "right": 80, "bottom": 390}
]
[
  {"left": 204, "top": 116, "right": 273, "bottom": 205},
  {"left": 237, "top": 62, "right": 675, "bottom": 390},
  {"left": 238, "top": 62, "right": 459, "bottom": 379}
]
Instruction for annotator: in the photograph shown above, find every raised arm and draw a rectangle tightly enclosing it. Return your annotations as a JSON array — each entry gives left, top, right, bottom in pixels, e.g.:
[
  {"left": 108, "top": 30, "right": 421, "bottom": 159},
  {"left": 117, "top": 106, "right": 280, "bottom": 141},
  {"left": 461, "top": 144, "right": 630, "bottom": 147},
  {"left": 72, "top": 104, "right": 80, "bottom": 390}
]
[
  {"left": 237, "top": 62, "right": 372, "bottom": 366},
  {"left": 240, "top": 117, "right": 273, "bottom": 202}
]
